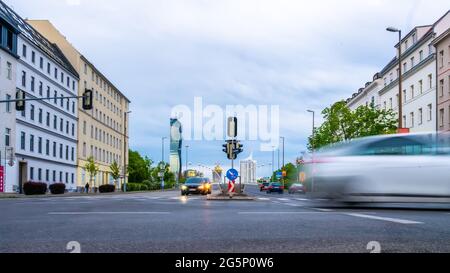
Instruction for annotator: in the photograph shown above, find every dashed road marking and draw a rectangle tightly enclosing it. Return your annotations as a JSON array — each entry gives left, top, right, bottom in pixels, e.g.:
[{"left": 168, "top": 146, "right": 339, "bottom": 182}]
[
  {"left": 48, "top": 211, "right": 171, "bottom": 215},
  {"left": 238, "top": 211, "right": 328, "bottom": 215}
]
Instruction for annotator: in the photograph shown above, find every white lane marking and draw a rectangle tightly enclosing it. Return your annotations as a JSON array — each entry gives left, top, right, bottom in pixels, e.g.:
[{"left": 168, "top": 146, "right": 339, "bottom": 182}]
[
  {"left": 257, "top": 197, "right": 270, "bottom": 201},
  {"left": 284, "top": 203, "right": 303, "bottom": 207},
  {"left": 277, "top": 198, "right": 289, "bottom": 201},
  {"left": 48, "top": 212, "right": 171, "bottom": 215},
  {"left": 238, "top": 212, "right": 328, "bottom": 215},
  {"left": 345, "top": 213, "right": 423, "bottom": 224},
  {"left": 313, "top": 208, "right": 334, "bottom": 212},
  {"left": 295, "top": 198, "right": 309, "bottom": 201}
]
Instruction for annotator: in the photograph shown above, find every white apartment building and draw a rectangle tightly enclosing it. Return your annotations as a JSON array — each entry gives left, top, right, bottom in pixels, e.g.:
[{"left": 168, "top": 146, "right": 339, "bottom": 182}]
[
  {"left": 347, "top": 11, "right": 450, "bottom": 134},
  {"left": 240, "top": 153, "right": 256, "bottom": 184},
  {"left": 0, "top": 9, "right": 18, "bottom": 192},
  {"left": 0, "top": 2, "right": 79, "bottom": 192}
]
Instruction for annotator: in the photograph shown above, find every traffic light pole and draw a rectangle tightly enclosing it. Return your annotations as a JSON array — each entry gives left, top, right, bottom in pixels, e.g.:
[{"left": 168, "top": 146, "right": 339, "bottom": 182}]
[{"left": 0, "top": 95, "right": 83, "bottom": 103}]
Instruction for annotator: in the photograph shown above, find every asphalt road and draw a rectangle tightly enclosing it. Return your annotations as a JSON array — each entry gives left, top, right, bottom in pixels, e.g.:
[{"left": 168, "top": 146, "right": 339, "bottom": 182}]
[{"left": 0, "top": 184, "right": 449, "bottom": 253}]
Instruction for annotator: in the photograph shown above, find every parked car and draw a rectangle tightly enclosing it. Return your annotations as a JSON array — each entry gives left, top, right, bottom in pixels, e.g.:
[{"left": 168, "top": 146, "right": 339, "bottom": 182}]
[
  {"left": 181, "top": 177, "right": 212, "bottom": 196},
  {"left": 303, "top": 132, "right": 450, "bottom": 203},
  {"left": 288, "top": 183, "right": 305, "bottom": 194},
  {"left": 266, "top": 182, "right": 284, "bottom": 194},
  {"left": 259, "top": 182, "right": 270, "bottom": 191}
]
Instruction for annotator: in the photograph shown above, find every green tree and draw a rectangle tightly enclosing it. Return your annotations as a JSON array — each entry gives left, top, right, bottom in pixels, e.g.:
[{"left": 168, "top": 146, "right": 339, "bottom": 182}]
[
  {"left": 128, "top": 150, "right": 153, "bottom": 183},
  {"left": 110, "top": 161, "right": 121, "bottom": 186},
  {"left": 85, "top": 156, "right": 99, "bottom": 188},
  {"left": 151, "top": 161, "right": 176, "bottom": 189},
  {"left": 308, "top": 101, "right": 397, "bottom": 150}
]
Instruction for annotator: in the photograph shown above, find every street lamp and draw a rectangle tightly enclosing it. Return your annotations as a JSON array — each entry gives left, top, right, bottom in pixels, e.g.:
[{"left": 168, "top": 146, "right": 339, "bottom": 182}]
[
  {"left": 123, "top": 111, "right": 131, "bottom": 192},
  {"left": 386, "top": 26, "right": 403, "bottom": 130},
  {"left": 161, "top": 137, "right": 167, "bottom": 191},
  {"left": 307, "top": 110, "right": 315, "bottom": 192},
  {"left": 185, "top": 145, "right": 189, "bottom": 171}
]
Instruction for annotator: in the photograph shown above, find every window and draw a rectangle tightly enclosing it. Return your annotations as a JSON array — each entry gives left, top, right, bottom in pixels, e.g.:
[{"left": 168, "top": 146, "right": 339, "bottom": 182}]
[
  {"left": 60, "top": 95, "right": 64, "bottom": 107},
  {"left": 22, "top": 44, "right": 27, "bottom": 57},
  {"left": 60, "top": 172, "right": 63, "bottom": 182},
  {"left": 428, "top": 104, "right": 432, "bottom": 121},
  {"left": 47, "top": 62, "right": 50, "bottom": 74},
  {"left": 410, "top": 85, "right": 414, "bottom": 99},
  {"left": 66, "top": 121, "right": 69, "bottom": 134},
  {"left": 60, "top": 118, "right": 63, "bottom": 132},
  {"left": 5, "top": 128, "right": 10, "bottom": 147},
  {"left": 31, "top": 76, "right": 35, "bottom": 92},
  {"left": 38, "top": 168, "right": 42, "bottom": 181},
  {"left": 31, "top": 51, "right": 35, "bottom": 63},
  {"left": 72, "top": 123, "right": 75, "bottom": 136},
  {"left": 46, "top": 139, "right": 50, "bottom": 156},
  {"left": 383, "top": 101, "right": 387, "bottom": 110},
  {"left": 54, "top": 91, "right": 57, "bottom": 104},
  {"left": 53, "top": 142, "right": 56, "bottom": 157},
  {"left": 47, "top": 86, "right": 50, "bottom": 98},
  {"left": 60, "top": 144, "right": 63, "bottom": 159},
  {"left": 403, "top": 62, "right": 407, "bottom": 72},
  {"left": 419, "top": 80, "right": 423, "bottom": 94},
  {"left": 30, "top": 134, "right": 34, "bottom": 152},
  {"left": 53, "top": 115, "right": 57, "bottom": 129},
  {"left": 30, "top": 167, "right": 34, "bottom": 180},
  {"left": 21, "top": 132, "right": 25, "bottom": 150},
  {"left": 84, "top": 63, "right": 87, "bottom": 74},
  {"left": 30, "top": 105, "right": 35, "bottom": 121},
  {"left": 440, "top": 79, "right": 445, "bottom": 97},
  {"left": 72, "top": 101, "right": 75, "bottom": 113},
  {"left": 83, "top": 142, "right": 86, "bottom": 157},
  {"left": 5, "top": 94, "right": 11, "bottom": 112},
  {"left": 389, "top": 73, "right": 393, "bottom": 83},
  {"left": 65, "top": 172, "right": 68, "bottom": 184},
  {"left": 71, "top": 147, "right": 74, "bottom": 161},
  {"left": 46, "top": 170, "right": 49, "bottom": 182},
  {"left": 38, "top": 108, "right": 42, "bottom": 123},
  {"left": 418, "top": 108, "right": 423, "bottom": 125},
  {"left": 410, "top": 112, "right": 414, "bottom": 128},
  {"left": 66, "top": 145, "right": 69, "bottom": 160},
  {"left": 54, "top": 68, "right": 58, "bottom": 79},
  {"left": 439, "top": 108, "right": 444, "bottom": 127},
  {"left": 405, "top": 40, "right": 408, "bottom": 51},
  {"left": 53, "top": 170, "right": 56, "bottom": 182},
  {"left": 402, "top": 90, "right": 406, "bottom": 102},
  {"left": 439, "top": 50, "right": 444, "bottom": 68},
  {"left": 7, "top": 62, "right": 12, "bottom": 80},
  {"left": 38, "top": 137, "right": 42, "bottom": 154},
  {"left": 39, "top": 57, "right": 43, "bottom": 69},
  {"left": 60, "top": 72, "right": 64, "bottom": 83},
  {"left": 410, "top": 57, "right": 414, "bottom": 68},
  {"left": 71, "top": 173, "right": 74, "bottom": 184},
  {"left": 419, "top": 50, "right": 423, "bottom": 62},
  {"left": 39, "top": 82, "right": 43, "bottom": 96},
  {"left": 21, "top": 71, "right": 26, "bottom": 87},
  {"left": 46, "top": 112, "right": 50, "bottom": 126},
  {"left": 428, "top": 74, "right": 433, "bottom": 89}
]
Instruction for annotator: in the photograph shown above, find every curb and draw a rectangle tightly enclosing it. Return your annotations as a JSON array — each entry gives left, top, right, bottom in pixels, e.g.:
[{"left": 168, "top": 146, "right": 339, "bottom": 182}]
[{"left": 0, "top": 189, "right": 178, "bottom": 199}]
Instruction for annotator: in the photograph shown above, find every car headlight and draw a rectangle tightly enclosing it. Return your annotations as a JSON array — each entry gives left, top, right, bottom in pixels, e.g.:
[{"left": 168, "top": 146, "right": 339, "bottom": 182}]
[
  {"left": 198, "top": 185, "right": 204, "bottom": 190},
  {"left": 181, "top": 185, "right": 187, "bottom": 190}
]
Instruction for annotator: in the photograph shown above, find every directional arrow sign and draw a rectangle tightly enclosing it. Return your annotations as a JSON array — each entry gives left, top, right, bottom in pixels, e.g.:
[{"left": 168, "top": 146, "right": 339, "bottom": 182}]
[{"left": 226, "top": 168, "right": 239, "bottom": 181}]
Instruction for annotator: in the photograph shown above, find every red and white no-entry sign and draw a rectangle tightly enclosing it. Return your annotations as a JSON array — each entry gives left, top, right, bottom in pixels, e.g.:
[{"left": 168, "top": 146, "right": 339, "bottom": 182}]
[{"left": 228, "top": 180, "right": 235, "bottom": 193}]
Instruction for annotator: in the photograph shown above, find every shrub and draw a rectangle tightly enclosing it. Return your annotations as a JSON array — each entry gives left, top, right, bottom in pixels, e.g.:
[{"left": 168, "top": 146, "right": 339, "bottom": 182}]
[
  {"left": 23, "top": 181, "right": 48, "bottom": 195},
  {"left": 49, "top": 183, "right": 66, "bottom": 194},
  {"left": 99, "top": 184, "right": 115, "bottom": 193},
  {"left": 122, "top": 183, "right": 149, "bottom": 192}
]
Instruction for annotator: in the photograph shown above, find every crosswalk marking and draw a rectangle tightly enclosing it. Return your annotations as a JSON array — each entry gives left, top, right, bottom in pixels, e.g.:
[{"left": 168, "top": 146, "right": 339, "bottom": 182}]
[{"left": 345, "top": 213, "right": 423, "bottom": 224}]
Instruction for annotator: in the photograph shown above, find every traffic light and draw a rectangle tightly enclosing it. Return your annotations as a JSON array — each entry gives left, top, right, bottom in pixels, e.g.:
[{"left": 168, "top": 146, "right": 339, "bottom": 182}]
[
  {"left": 233, "top": 141, "right": 243, "bottom": 155},
  {"left": 15, "top": 90, "right": 26, "bottom": 111},
  {"left": 82, "top": 89, "right": 93, "bottom": 110},
  {"left": 222, "top": 141, "right": 237, "bottom": 160}
]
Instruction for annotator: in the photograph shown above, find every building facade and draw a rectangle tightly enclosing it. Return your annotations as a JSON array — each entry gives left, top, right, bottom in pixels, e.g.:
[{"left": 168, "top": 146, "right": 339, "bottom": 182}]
[
  {"left": 0, "top": 1, "right": 79, "bottom": 192},
  {"left": 27, "top": 20, "right": 130, "bottom": 191},
  {"left": 0, "top": 8, "right": 18, "bottom": 192},
  {"left": 239, "top": 154, "right": 256, "bottom": 184},
  {"left": 169, "top": 118, "right": 182, "bottom": 180},
  {"left": 346, "top": 11, "right": 450, "bottom": 134},
  {"left": 434, "top": 29, "right": 450, "bottom": 131}
]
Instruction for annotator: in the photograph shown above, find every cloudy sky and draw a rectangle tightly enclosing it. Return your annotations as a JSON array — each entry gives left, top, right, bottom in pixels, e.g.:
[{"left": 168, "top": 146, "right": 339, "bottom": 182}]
[{"left": 7, "top": 0, "right": 449, "bottom": 177}]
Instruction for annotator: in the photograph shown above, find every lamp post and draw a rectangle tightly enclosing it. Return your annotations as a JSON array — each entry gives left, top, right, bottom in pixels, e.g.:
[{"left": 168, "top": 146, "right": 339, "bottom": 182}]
[
  {"left": 386, "top": 26, "right": 403, "bottom": 130},
  {"left": 307, "top": 110, "right": 315, "bottom": 192},
  {"left": 161, "top": 137, "right": 167, "bottom": 191},
  {"left": 123, "top": 111, "right": 131, "bottom": 192},
  {"left": 185, "top": 145, "right": 189, "bottom": 171}
]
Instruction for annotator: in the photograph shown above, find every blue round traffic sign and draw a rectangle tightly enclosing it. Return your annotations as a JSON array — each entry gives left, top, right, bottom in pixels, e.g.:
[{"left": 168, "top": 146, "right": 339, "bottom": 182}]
[{"left": 226, "top": 168, "right": 239, "bottom": 181}]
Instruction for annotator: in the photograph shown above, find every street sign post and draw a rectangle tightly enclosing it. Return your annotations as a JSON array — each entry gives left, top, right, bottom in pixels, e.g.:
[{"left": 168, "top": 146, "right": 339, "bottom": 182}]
[
  {"left": 276, "top": 171, "right": 282, "bottom": 179},
  {"left": 226, "top": 168, "right": 239, "bottom": 181}
]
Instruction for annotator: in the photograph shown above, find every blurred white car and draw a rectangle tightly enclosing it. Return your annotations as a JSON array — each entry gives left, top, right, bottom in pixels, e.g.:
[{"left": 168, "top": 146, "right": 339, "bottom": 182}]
[{"left": 303, "top": 132, "right": 450, "bottom": 203}]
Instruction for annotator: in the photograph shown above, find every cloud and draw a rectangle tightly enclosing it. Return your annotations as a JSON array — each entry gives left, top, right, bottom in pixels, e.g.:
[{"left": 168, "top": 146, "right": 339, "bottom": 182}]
[{"left": 7, "top": 0, "right": 450, "bottom": 176}]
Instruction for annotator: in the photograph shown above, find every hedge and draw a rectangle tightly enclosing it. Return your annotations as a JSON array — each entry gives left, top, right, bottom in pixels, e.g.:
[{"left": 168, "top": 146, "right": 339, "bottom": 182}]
[
  {"left": 49, "top": 183, "right": 66, "bottom": 194},
  {"left": 23, "top": 182, "right": 48, "bottom": 195},
  {"left": 99, "top": 184, "right": 116, "bottom": 193},
  {"left": 122, "top": 183, "right": 149, "bottom": 192}
]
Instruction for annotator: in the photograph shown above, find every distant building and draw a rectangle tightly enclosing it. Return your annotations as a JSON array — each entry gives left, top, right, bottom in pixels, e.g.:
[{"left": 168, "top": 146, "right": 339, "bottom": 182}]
[
  {"left": 170, "top": 118, "right": 182, "bottom": 179},
  {"left": 240, "top": 153, "right": 256, "bottom": 184},
  {"left": 212, "top": 165, "right": 222, "bottom": 183},
  {"left": 433, "top": 26, "right": 450, "bottom": 131}
]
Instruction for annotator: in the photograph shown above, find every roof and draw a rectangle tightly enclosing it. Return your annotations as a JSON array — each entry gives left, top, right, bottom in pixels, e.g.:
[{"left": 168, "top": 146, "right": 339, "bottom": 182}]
[{"left": 0, "top": 0, "right": 79, "bottom": 78}]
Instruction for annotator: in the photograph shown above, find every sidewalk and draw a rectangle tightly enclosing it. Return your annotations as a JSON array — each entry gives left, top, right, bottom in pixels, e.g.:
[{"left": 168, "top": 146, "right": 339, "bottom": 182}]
[{"left": 0, "top": 189, "right": 177, "bottom": 199}]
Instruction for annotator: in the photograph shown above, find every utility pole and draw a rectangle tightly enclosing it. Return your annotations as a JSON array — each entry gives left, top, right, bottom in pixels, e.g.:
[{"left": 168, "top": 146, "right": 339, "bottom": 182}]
[
  {"left": 161, "top": 137, "right": 167, "bottom": 191},
  {"left": 123, "top": 112, "right": 131, "bottom": 192}
]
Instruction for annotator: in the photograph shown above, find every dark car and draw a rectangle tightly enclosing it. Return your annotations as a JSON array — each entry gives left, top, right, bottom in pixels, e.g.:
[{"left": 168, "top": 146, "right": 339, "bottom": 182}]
[
  {"left": 259, "top": 182, "right": 270, "bottom": 192},
  {"left": 288, "top": 183, "right": 305, "bottom": 194},
  {"left": 181, "top": 177, "right": 211, "bottom": 196},
  {"left": 266, "top": 182, "right": 284, "bottom": 194}
]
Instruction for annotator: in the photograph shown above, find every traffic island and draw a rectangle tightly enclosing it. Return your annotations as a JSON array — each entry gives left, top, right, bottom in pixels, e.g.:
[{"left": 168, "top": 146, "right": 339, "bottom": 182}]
[{"left": 207, "top": 192, "right": 254, "bottom": 201}]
